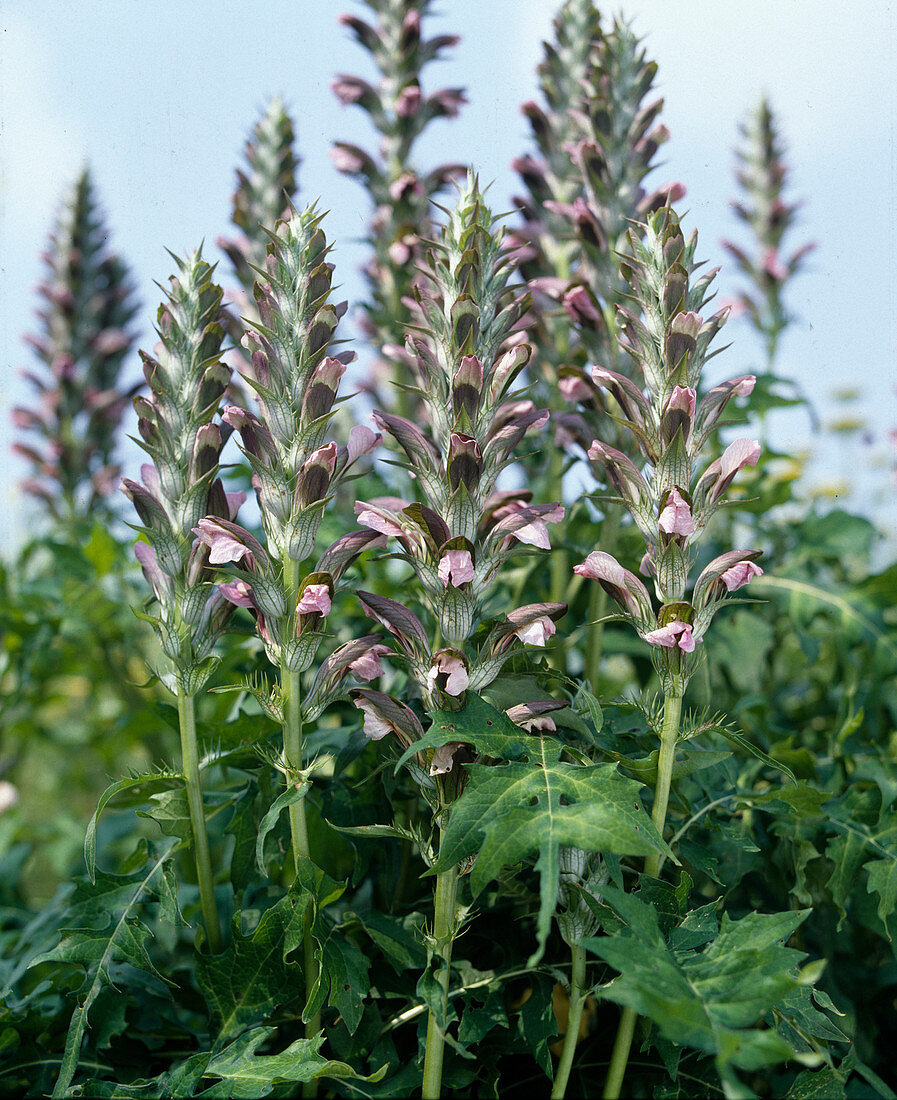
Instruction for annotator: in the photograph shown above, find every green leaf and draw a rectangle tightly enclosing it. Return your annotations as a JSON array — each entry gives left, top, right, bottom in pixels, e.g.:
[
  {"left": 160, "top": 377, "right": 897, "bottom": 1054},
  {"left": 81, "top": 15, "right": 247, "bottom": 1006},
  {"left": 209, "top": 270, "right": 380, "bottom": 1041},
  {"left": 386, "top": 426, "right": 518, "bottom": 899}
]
[
  {"left": 584, "top": 887, "right": 813, "bottom": 1083},
  {"left": 865, "top": 857, "right": 897, "bottom": 936},
  {"left": 353, "top": 910, "right": 427, "bottom": 972},
  {"left": 716, "top": 728, "right": 796, "bottom": 782},
  {"left": 30, "top": 841, "right": 177, "bottom": 1099},
  {"left": 432, "top": 740, "right": 674, "bottom": 964},
  {"left": 199, "top": 1027, "right": 386, "bottom": 1097},
  {"left": 784, "top": 1066, "right": 846, "bottom": 1100},
  {"left": 85, "top": 771, "right": 183, "bottom": 880},
  {"left": 196, "top": 895, "right": 305, "bottom": 1046},
  {"left": 395, "top": 693, "right": 534, "bottom": 773},
  {"left": 256, "top": 781, "right": 312, "bottom": 874}
]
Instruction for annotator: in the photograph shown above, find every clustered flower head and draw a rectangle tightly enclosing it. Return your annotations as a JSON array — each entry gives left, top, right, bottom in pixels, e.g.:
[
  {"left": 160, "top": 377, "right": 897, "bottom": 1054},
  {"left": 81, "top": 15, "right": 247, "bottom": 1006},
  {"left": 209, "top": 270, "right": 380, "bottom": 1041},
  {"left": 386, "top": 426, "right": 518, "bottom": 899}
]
[
  {"left": 198, "top": 204, "right": 383, "bottom": 699},
  {"left": 575, "top": 205, "right": 763, "bottom": 694},
  {"left": 15, "top": 169, "right": 139, "bottom": 522},
  {"left": 120, "top": 253, "right": 237, "bottom": 693},
  {"left": 721, "top": 97, "right": 816, "bottom": 364},
  {"left": 350, "top": 174, "right": 566, "bottom": 774},
  {"left": 331, "top": 0, "right": 466, "bottom": 413}
]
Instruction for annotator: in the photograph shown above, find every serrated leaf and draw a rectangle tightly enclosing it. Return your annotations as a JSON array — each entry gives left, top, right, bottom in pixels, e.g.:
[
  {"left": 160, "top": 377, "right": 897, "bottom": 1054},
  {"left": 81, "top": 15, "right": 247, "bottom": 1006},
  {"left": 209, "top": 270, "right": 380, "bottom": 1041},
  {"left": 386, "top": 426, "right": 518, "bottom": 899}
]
[
  {"left": 865, "top": 857, "right": 897, "bottom": 936},
  {"left": 353, "top": 910, "right": 427, "bottom": 972},
  {"left": 255, "top": 781, "right": 311, "bottom": 874},
  {"left": 199, "top": 1026, "right": 386, "bottom": 1097},
  {"left": 784, "top": 1066, "right": 846, "bottom": 1100},
  {"left": 85, "top": 771, "right": 183, "bottom": 880},
  {"left": 432, "top": 741, "right": 674, "bottom": 964},
  {"left": 395, "top": 693, "right": 534, "bottom": 773},
  {"left": 196, "top": 894, "right": 305, "bottom": 1045},
  {"left": 30, "top": 841, "right": 177, "bottom": 1099},
  {"left": 583, "top": 888, "right": 812, "bottom": 1082}
]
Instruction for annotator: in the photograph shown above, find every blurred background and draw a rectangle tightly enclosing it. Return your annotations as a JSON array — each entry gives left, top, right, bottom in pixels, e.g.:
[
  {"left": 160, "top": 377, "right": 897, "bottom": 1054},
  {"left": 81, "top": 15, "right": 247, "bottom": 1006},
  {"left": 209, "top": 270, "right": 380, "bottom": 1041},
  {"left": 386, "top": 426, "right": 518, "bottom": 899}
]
[{"left": 1, "top": 0, "right": 894, "bottom": 553}]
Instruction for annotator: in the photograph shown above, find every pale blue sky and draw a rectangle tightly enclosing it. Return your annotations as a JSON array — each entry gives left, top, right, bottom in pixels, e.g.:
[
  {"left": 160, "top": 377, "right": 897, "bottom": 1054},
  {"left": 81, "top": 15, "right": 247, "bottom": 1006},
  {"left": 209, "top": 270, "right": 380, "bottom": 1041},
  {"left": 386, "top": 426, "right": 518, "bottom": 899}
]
[{"left": 1, "top": 1, "right": 894, "bottom": 549}]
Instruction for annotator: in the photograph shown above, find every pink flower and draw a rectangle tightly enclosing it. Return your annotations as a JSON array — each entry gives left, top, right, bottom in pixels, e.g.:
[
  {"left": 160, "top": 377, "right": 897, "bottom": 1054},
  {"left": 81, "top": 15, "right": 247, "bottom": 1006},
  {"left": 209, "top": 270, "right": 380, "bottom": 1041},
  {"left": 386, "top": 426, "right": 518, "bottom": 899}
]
[
  {"left": 720, "top": 561, "right": 764, "bottom": 591},
  {"left": 721, "top": 438, "right": 762, "bottom": 480},
  {"left": 219, "top": 579, "right": 256, "bottom": 608},
  {"left": 193, "top": 518, "right": 266, "bottom": 569},
  {"left": 667, "top": 386, "right": 697, "bottom": 418},
  {"left": 643, "top": 620, "right": 696, "bottom": 652},
  {"left": 696, "top": 438, "right": 762, "bottom": 505},
  {"left": 395, "top": 85, "right": 421, "bottom": 117},
  {"left": 347, "top": 424, "right": 382, "bottom": 465},
  {"left": 563, "top": 285, "right": 603, "bottom": 326},
  {"left": 514, "top": 616, "right": 557, "bottom": 647},
  {"left": 426, "top": 652, "right": 469, "bottom": 696},
  {"left": 559, "top": 375, "right": 593, "bottom": 403},
  {"left": 296, "top": 584, "right": 332, "bottom": 617},
  {"left": 574, "top": 551, "right": 653, "bottom": 622},
  {"left": 430, "top": 742, "right": 464, "bottom": 776},
  {"left": 354, "top": 500, "right": 408, "bottom": 540},
  {"left": 513, "top": 504, "right": 565, "bottom": 549},
  {"left": 658, "top": 488, "right": 695, "bottom": 537},
  {"left": 348, "top": 644, "right": 390, "bottom": 682},
  {"left": 438, "top": 549, "right": 475, "bottom": 588},
  {"left": 354, "top": 698, "right": 394, "bottom": 740}
]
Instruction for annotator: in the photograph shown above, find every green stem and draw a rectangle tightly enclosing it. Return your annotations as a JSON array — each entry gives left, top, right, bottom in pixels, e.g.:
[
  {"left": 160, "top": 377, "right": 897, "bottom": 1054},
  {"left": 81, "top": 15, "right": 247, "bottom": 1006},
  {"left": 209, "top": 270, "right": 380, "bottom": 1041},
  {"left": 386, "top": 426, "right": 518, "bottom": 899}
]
[
  {"left": 281, "top": 553, "right": 320, "bottom": 1099},
  {"left": 176, "top": 689, "right": 223, "bottom": 954},
  {"left": 603, "top": 690, "right": 682, "bottom": 1099},
  {"left": 421, "top": 857, "right": 459, "bottom": 1100},
  {"left": 551, "top": 942, "right": 587, "bottom": 1099}
]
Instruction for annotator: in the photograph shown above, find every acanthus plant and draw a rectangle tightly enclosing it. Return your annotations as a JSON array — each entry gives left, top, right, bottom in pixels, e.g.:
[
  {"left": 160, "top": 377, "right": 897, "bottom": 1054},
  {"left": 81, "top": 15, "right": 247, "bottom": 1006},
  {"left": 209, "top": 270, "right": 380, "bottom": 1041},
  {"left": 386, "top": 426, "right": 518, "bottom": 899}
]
[
  {"left": 2, "top": 5, "right": 890, "bottom": 1100},
  {"left": 218, "top": 96, "right": 300, "bottom": 378},
  {"left": 14, "top": 168, "right": 139, "bottom": 526},
  {"left": 193, "top": 203, "right": 383, "bottom": 1060},
  {"left": 570, "top": 203, "right": 822, "bottom": 1100},
  {"left": 120, "top": 253, "right": 237, "bottom": 961},
  {"left": 512, "top": 4, "right": 684, "bottom": 687},
  {"left": 331, "top": 0, "right": 466, "bottom": 419},
  {"left": 348, "top": 173, "right": 679, "bottom": 1099},
  {"left": 722, "top": 96, "right": 815, "bottom": 378}
]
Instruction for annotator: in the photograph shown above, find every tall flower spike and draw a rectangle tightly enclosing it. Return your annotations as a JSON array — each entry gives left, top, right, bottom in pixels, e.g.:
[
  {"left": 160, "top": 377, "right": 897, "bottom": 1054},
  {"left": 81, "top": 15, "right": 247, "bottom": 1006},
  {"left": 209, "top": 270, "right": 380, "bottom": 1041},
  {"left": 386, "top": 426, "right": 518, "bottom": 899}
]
[
  {"left": 15, "top": 168, "right": 139, "bottom": 523},
  {"left": 358, "top": 173, "right": 565, "bottom": 718},
  {"left": 579, "top": 205, "right": 764, "bottom": 1100},
  {"left": 356, "top": 175, "right": 566, "bottom": 1100},
  {"left": 218, "top": 98, "right": 300, "bottom": 378},
  {"left": 332, "top": 0, "right": 466, "bottom": 418},
  {"left": 121, "top": 251, "right": 235, "bottom": 693},
  {"left": 514, "top": 11, "right": 682, "bottom": 416},
  {"left": 577, "top": 203, "right": 762, "bottom": 696},
  {"left": 120, "top": 250, "right": 233, "bottom": 955},
  {"left": 219, "top": 97, "right": 299, "bottom": 297},
  {"left": 722, "top": 97, "right": 815, "bottom": 371},
  {"left": 203, "top": 203, "right": 384, "bottom": 1050}
]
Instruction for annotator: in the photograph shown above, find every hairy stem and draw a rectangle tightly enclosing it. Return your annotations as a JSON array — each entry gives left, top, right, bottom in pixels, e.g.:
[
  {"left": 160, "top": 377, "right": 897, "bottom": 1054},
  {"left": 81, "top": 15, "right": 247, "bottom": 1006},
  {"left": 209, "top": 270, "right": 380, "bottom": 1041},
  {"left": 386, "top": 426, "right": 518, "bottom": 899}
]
[
  {"left": 603, "top": 690, "right": 682, "bottom": 1099},
  {"left": 281, "top": 552, "right": 320, "bottom": 1097},
  {"left": 422, "top": 857, "right": 459, "bottom": 1100},
  {"left": 176, "top": 689, "right": 223, "bottom": 954},
  {"left": 551, "top": 942, "right": 588, "bottom": 1099}
]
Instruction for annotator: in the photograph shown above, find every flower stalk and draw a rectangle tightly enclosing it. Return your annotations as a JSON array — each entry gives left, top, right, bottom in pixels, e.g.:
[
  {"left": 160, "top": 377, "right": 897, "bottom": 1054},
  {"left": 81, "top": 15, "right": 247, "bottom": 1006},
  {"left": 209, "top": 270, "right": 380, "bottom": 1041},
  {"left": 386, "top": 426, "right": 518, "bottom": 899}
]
[
  {"left": 422, "top": 857, "right": 459, "bottom": 1100},
  {"left": 16, "top": 168, "right": 138, "bottom": 524},
  {"left": 121, "top": 251, "right": 237, "bottom": 953},
  {"left": 195, "top": 205, "right": 383, "bottom": 1061},
  {"left": 571, "top": 202, "right": 765, "bottom": 1098},
  {"left": 332, "top": 0, "right": 465, "bottom": 418},
  {"left": 352, "top": 174, "right": 567, "bottom": 1094}
]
